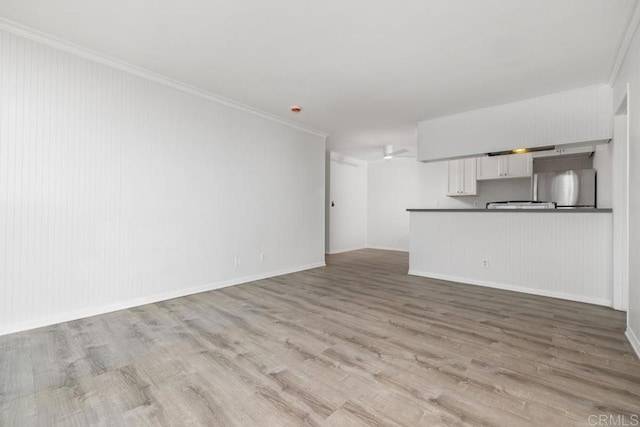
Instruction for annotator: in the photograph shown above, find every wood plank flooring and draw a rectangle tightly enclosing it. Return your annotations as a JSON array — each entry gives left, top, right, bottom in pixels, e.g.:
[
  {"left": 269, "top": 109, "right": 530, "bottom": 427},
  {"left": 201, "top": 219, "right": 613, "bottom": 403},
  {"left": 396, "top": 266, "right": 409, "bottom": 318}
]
[{"left": 1, "top": 249, "right": 639, "bottom": 426}]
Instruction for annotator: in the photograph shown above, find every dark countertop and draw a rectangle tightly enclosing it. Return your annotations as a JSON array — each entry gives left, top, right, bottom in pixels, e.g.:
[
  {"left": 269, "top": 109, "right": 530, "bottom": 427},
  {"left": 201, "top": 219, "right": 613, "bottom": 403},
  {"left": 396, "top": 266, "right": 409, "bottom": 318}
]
[{"left": 407, "top": 208, "right": 612, "bottom": 213}]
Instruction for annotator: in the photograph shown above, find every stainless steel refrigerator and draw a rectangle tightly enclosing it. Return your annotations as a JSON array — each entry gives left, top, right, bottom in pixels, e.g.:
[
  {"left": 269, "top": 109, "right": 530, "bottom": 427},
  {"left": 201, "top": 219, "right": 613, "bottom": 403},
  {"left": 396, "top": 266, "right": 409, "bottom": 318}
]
[{"left": 532, "top": 169, "right": 597, "bottom": 208}]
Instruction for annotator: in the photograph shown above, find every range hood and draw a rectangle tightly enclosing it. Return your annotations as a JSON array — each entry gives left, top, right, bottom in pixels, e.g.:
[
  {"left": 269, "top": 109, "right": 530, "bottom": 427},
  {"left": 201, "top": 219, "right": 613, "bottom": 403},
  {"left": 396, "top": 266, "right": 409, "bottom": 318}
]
[
  {"left": 484, "top": 139, "right": 609, "bottom": 158},
  {"left": 487, "top": 145, "right": 555, "bottom": 157}
]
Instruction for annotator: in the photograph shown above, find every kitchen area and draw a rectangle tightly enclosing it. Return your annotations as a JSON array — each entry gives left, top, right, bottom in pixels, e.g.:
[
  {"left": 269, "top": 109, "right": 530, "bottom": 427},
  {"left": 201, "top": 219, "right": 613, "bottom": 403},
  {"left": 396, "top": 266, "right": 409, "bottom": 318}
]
[{"left": 407, "top": 83, "right": 627, "bottom": 310}]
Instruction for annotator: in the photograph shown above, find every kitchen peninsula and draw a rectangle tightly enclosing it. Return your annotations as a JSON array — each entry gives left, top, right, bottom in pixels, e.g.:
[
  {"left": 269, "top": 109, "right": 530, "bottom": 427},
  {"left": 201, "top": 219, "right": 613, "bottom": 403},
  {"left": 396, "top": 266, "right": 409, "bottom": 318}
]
[{"left": 407, "top": 208, "right": 613, "bottom": 306}]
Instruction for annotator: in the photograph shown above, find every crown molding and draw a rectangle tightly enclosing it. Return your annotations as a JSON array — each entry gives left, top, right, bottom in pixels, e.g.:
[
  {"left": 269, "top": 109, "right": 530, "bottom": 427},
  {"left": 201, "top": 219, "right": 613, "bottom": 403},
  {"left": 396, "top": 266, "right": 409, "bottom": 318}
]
[
  {"left": 609, "top": 0, "right": 640, "bottom": 84},
  {"left": 0, "top": 17, "right": 329, "bottom": 139}
]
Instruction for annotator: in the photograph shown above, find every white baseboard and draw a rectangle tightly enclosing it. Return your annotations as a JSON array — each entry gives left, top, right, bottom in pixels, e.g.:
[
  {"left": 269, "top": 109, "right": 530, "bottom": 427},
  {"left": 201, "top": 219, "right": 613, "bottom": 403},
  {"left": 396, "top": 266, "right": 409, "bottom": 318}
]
[
  {"left": 408, "top": 270, "right": 612, "bottom": 307},
  {"left": 366, "top": 246, "right": 409, "bottom": 252},
  {"left": 0, "top": 261, "right": 325, "bottom": 337},
  {"left": 626, "top": 328, "right": 640, "bottom": 361},
  {"left": 328, "top": 246, "right": 366, "bottom": 255}
]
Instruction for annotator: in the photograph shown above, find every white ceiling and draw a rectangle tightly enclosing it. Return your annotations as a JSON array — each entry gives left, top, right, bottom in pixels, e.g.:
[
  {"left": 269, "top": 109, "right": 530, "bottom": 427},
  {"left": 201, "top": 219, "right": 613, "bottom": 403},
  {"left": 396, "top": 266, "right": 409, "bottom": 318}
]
[{"left": 0, "top": 0, "right": 636, "bottom": 160}]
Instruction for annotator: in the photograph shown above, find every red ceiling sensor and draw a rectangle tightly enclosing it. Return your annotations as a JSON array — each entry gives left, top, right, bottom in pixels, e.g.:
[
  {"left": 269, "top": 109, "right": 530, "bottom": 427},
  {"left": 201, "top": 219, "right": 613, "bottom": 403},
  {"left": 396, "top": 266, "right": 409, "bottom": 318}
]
[{"left": 290, "top": 106, "right": 302, "bottom": 113}]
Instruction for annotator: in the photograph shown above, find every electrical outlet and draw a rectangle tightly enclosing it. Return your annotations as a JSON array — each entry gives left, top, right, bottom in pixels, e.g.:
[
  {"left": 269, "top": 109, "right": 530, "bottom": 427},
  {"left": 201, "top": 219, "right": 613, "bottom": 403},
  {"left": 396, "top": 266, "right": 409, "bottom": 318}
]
[
  {"left": 260, "top": 252, "right": 265, "bottom": 263},
  {"left": 234, "top": 255, "right": 242, "bottom": 267},
  {"left": 482, "top": 259, "right": 489, "bottom": 268}
]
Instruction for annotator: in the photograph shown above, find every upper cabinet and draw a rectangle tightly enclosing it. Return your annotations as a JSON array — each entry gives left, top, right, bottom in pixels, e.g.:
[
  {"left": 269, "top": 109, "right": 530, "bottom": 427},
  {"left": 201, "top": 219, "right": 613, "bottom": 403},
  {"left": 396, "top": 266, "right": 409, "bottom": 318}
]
[
  {"left": 447, "top": 158, "right": 477, "bottom": 196},
  {"left": 477, "top": 153, "right": 532, "bottom": 180},
  {"left": 418, "top": 84, "right": 612, "bottom": 162},
  {"left": 504, "top": 153, "right": 531, "bottom": 177}
]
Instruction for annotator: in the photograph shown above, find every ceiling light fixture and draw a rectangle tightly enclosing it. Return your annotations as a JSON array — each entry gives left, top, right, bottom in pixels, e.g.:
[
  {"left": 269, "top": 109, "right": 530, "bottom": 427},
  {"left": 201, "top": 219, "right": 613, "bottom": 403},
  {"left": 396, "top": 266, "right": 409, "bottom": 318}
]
[
  {"left": 290, "top": 106, "right": 302, "bottom": 113},
  {"left": 383, "top": 145, "right": 394, "bottom": 160},
  {"left": 382, "top": 145, "right": 409, "bottom": 160}
]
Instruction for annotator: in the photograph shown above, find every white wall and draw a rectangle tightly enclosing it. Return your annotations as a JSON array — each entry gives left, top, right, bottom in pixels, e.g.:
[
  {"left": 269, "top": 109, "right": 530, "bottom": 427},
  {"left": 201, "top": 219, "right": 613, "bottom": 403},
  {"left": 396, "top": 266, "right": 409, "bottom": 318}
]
[
  {"left": 594, "top": 143, "right": 614, "bottom": 208},
  {"left": 613, "top": 17, "right": 640, "bottom": 356},
  {"left": 409, "top": 211, "right": 613, "bottom": 306},
  {"left": 0, "top": 30, "right": 326, "bottom": 335},
  {"left": 327, "top": 152, "right": 367, "bottom": 253},
  {"left": 367, "top": 159, "right": 531, "bottom": 251}
]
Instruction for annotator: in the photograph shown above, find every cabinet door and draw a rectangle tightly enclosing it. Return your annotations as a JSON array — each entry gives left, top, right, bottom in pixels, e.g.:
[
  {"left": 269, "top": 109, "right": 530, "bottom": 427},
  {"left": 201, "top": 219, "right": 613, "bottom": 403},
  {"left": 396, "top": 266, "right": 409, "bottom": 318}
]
[
  {"left": 447, "top": 159, "right": 477, "bottom": 196},
  {"left": 477, "top": 154, "right": 531, "bottom": 179},
  {"left": 504, "top": 153, "right": 531, "bottom": 177},
  {"left": 461, "top": 158, "right": 477, "bottom": 195},
  {"left": 476, "top": 156, "right": 502, "bottom": 180},
  {"left": 446, "top": 160, "right": 461, "bottom": 196}
]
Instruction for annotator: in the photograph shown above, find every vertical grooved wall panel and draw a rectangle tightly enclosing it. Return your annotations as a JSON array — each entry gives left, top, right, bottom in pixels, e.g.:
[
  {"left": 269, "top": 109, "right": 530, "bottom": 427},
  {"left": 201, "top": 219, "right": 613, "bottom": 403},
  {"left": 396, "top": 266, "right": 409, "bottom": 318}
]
[
  {"left": 418, "top": 84, "right": 613, "bottom": 161},
  {"left": 409, "top": 212, "right": 613, "bottom": 306},
  {"left": 0, "top": 30, "right": 326, "bottom": 334}
]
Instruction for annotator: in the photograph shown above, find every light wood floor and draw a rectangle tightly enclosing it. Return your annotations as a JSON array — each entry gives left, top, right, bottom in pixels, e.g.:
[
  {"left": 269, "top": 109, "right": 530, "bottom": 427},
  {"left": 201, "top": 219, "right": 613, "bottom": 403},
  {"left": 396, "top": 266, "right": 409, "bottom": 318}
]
[{"left": 1, "top": 249, "right": 639, "bottom": 426}]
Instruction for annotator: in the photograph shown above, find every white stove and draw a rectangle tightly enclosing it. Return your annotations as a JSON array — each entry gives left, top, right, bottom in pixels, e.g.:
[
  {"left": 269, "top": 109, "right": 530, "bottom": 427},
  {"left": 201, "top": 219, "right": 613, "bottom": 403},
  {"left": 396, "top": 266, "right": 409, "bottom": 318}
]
[{"left": 486, "top": 201, "right": 557, "bottom": 210}]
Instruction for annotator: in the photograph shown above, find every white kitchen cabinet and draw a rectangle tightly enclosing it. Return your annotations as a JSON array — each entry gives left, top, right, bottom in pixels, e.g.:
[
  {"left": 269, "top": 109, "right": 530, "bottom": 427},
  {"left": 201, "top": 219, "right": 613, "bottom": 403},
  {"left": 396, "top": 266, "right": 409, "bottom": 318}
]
[
  {"left": 447, "top": 158, "right": 477, "bottom": 196},
  {"left": 477, "top": 153, "right": 532, "bottom": 180},
  {"left": 476, "top": 156, "right": 502, "bottom": 179}
]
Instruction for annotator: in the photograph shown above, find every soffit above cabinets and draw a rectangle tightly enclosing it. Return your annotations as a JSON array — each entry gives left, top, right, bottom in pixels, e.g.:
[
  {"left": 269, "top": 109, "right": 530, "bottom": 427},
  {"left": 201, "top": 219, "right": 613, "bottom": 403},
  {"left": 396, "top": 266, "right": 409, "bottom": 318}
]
[{"left": 417, "top": 85, "right": 613, "bottom": 162}]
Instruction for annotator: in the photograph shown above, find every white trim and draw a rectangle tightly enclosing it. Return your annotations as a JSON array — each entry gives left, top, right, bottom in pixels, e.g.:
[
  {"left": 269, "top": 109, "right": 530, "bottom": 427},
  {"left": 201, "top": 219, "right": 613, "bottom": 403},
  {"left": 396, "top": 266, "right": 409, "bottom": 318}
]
[
  {"left": 618, "top": 86, "right": 630, "bottom": 312},
  {"left": 0, "top": 262, "right": 325, "bottom": 337},
  {"left": 0, "top": 17, "right": 328, "bottom": 139},
  {"left": 624, "top": 85, "right": 630, "bottom": 313},
  {"left": 611, "top": 97, "right": 629, "bottom": 311},
  {"left": 328, "top": 246, "right": 366, "bottom": 255},
  {"left": 408, "top": 270, "right": 613, "bottom": 307},
  {"left": 609, "top": 0, "right": 640, "bottom": 84},
  {"left": 626, "top": 328, "right": 640, "bottom": 361},
  {"left": 366, "top": 246, "right": 409, "bottom": 253}
]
